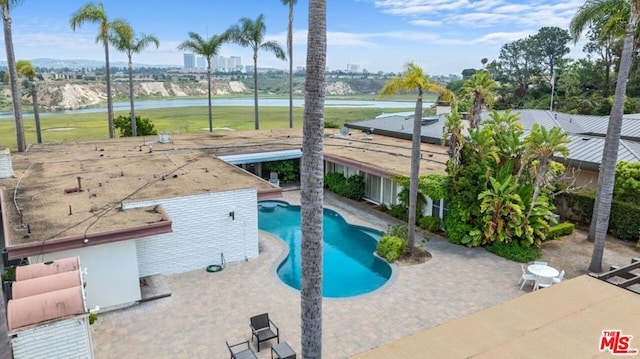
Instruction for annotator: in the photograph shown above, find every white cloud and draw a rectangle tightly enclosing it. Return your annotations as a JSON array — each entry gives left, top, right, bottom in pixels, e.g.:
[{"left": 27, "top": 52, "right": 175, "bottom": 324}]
[{"left": 410, "top": 19, "right": 442, "bottom": 27}]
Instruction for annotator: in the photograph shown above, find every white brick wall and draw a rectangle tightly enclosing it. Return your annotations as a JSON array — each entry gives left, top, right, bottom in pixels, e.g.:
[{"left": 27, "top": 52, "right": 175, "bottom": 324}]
[
  {"left": 124, "top": 188, "right": 258, "bottom": 276},
  {"left": 12, "top": 316, "right": 93, "bottom": 359}
]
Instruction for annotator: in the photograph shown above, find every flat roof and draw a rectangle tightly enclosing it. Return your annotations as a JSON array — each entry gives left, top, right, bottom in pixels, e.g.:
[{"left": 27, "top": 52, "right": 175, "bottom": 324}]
[
  {"left": 352, "top": 276, "right": 640, "bottom": 358},
  {"left": 0, "top": 129, "right": 448, "bottom": 247}
]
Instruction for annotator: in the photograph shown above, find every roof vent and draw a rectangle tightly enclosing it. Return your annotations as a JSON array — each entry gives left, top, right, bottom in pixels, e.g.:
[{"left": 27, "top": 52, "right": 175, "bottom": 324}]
[{"left": 158, "top": 132, "right": 172, "bottom": 144}]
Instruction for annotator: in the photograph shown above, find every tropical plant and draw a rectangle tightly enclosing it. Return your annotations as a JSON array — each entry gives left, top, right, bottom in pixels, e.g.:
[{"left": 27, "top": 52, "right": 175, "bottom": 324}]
[
  {"left": 460, "top": 70, "right": 498, "bottom": 129},
  {"left": 521, "top": 124, "right": 570, "bottom": 219},
  {"left": 226, "top": 14, "right": 286, "bottom": 130},
  {"left": 442, "top": 105, "right": 465, "bottom": 174},
  {"left": 108, "top": 20, "right": 159, "bottom": 137},
  {"left": 376, "top": 235, "right": 407, "bottom": 263},
  {"left": 177, "top": 32, "right": 228, "bottom": 133},
  {"left": 1, "top": 0, "right": 25, "bottom": 152},
  {"left": 380, "top": 62, "right": 451, "bottom": 254},
  {"left": 16, "top": 60, "right": 41, "bottom": 144},
  {"left": 300, "top": 0, "right": 325, "bottom": 357},
  {"left": 614, "top": 161, "right": 640, "bottom": 203},
  {"left": 570, "top": 0, "right": 640, "bottom": 272},
  {"left": 281, "top": 0, "right": 297, "bottom": 128},
  {"left": 70, "top": 1, "right": 116, "bottom": 139}
]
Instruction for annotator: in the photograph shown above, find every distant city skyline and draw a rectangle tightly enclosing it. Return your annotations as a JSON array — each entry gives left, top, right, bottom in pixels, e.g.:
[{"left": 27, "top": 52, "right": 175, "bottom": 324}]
[{"left": 0, "top": 1, "right": 586, "bottom": 76}]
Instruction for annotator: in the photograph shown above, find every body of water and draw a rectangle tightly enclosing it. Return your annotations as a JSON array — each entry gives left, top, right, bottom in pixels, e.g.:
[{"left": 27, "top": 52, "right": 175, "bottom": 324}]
[
  {"left": 258, "top": 200, "right": 391, "bottom": 298},
  {"left": 0, "top": 98, "right": 420, "bottom": 120}
]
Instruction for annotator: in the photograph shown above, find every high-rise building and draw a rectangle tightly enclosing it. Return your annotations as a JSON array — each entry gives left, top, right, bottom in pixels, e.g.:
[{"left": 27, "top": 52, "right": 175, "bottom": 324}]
[
  {"left": 196, "top": 56, "right": 205, "bottom": 70},
  {"left": 183, "top": 53, "right": 195, "bottom": 69},
  {"left": 228, "top": 56, "right": 242, "bottom": 71}
]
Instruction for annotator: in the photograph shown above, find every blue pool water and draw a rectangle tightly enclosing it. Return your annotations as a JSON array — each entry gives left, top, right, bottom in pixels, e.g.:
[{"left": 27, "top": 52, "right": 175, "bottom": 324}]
[{"left": 258, "top": 200, "right": 392, "bottom": 298}]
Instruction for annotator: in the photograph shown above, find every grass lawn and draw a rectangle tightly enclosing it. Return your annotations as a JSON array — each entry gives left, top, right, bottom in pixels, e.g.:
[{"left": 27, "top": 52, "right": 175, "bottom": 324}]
[{"left": 0, "top": 104, "right": 414, "bottom": 150}]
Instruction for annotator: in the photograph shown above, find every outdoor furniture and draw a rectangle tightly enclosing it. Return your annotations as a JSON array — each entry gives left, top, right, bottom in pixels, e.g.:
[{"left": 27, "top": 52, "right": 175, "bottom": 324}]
[
  {"left": 518, "top": 264, "right": 536, "bottom": 290},
  {"left": 226, "top": 340, "right": 258, "bottom": 359},
  {"left": 250, "top": 313, "right": 279, "bottom": 352},
  {"left": 534, "top": 275, "right": 555, "bottom": 291},
  {"left": 552, "top": 270, "right": 566, "bottom": 284},
  {"left": 528, "top": 263, "right": 560, "bottom": 291},
  {"left": 271, "top": 342, "right": 296, "bottom": 359},
  {"left": 534, "top": 261, "right": 548, "bottom": 266}
]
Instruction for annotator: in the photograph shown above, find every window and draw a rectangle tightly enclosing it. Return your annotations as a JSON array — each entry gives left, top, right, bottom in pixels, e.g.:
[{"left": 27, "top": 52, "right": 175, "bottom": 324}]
[
  {"left": 431, "top": 199, "right": 442, "bottom": 217},
  {"left": 382, "top": 178, "right": 397, "bottom": 205},
  {"left": 365, "top": 174, "right": 382, "bottom": 203}
]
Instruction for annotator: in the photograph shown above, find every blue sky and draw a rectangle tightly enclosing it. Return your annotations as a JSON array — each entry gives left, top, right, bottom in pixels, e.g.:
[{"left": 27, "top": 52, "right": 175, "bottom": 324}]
[{"left": 2, "top": 0, "right": 586, "bottom": 76}]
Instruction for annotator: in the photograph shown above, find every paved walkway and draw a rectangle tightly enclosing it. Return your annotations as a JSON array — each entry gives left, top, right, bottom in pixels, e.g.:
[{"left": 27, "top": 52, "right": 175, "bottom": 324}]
[{"left": 91, "top": 191, "right": 525, "bottom": 358}]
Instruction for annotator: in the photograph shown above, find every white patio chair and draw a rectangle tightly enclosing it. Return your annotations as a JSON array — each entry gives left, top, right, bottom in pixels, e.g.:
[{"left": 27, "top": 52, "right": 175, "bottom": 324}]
[
  {"left": 534, "top": 261, "right": 548, "bottom": 266},
  {"left": 518, "top": 264, "right": 536, "bottom": 289},
  {"left": 552, "top": 270, "right": 565, "bottom": 284},
  {"left": 534, "top": 276, "right": 554, "bottom": 291}
]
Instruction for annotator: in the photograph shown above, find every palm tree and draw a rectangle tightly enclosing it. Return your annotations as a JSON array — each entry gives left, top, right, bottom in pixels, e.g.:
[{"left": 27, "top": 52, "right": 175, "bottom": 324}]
[
  {"left": 460, "top": 70, "right": 498, "bottom": 129},
  {"left": 16, "top": 60, "right": 42, "bottom": 144},
  {"left": 300, "top": 1, "right": 325, "bottom": 357},
  {"left": 380, "top": 62, "right": 451, "bottom": 254},
  {"left": 177, "top": 32, "right": 228, "bottom": 133},
  {"left": 70, "top": 1, "right": 116, "bottom": 139},
  {"left": 281, "top": 0, "right": 297, "bottom": 128},
  {"left": 522, "top": 124, "right": 570, "bottom": 220},
  {"left": 226, "top": 14, "right": 286, "bottom": 130},
  {"left": 108, "top": 20, "right": 159, "bottom": 137},
  {"left": 1, "top": 0, "right": 25, "bottom": 152},
  {"left": 570, "top": 0, "right": 640, "bottom": 272}
]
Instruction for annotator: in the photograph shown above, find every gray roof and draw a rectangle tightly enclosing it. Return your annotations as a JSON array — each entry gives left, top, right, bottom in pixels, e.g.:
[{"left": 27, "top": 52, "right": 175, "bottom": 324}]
[{"left": 347, "top": 109, "right": 640, "bottom": 168}]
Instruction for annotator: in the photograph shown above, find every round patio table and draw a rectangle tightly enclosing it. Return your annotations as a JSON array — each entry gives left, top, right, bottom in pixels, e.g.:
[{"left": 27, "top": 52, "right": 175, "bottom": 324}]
[{"left": 527, "top": 264, "right": 559, "bottom": 278}]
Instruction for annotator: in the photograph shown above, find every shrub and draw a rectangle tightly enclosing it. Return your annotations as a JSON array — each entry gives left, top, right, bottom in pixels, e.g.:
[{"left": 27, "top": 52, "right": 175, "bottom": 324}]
[
  {"left": 385, "top": 224, "right": 408, "bottom": 240},
  {"left": 376, "top": 235, "right": 407, "bottom": 263},
  {"left": 323, "top": 173, "right": 365, "bottom": 200},
  {"left": 418, "top": 216, "right": 441, "bottom": 232},
  {"left": 545, "top": 222, "right": 575, "bottom": 241},
  {"left": 324, "top": 120, "right": 340, "bottom": 129},
  {"left": 388, "top": 204, "right": 408, "bottom": 222},
  {"left": 114, "top": 114, "right": 158, "bottom": 137},
  {"left": 485, "top": 241, "right": 541, "bottom": 263}
]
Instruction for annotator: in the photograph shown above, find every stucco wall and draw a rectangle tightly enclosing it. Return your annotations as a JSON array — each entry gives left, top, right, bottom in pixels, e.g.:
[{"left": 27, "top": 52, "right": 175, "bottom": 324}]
[
  {"left": 11, "top": 316, "right": 93, "bottom": 359},
  {"left": 124, "top": 188, "right": 258, "bottom": 276},
  {"left": 29, "top": 240, "right": 141, "bottom": 310}
]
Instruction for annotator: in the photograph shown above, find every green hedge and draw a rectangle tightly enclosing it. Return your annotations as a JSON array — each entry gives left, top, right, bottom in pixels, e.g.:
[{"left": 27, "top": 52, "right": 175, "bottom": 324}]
[
  {"left": 324, "top": 173, "right": 365, "bottom": 200},
  {"left": 485, "top": 241, "right": 541, "bottom": 263},
  {"left": 376, "top": 235, "right": 407, "bottom": 263},
  {"left": 555, "top": 191, "right": 640, "bottom": 241},
  {"left": 546, "top": 222, "right": 575, "bottom": 241}
]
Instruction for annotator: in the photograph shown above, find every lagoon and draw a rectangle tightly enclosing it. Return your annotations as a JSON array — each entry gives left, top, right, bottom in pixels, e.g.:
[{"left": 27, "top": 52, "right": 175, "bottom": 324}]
[{"left": 0, "top": 98, "right": 420, "bottom": 120}]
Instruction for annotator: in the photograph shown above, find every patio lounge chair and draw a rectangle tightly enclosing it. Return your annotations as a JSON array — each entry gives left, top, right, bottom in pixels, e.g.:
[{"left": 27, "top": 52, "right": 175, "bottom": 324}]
[
  {"left": 250, "top": 313, "right": 279, "bottom": 352},
  {"left": 226, "top": 340, "right": 257, "bottom": 359},
  {"left": 552, "top": 270, "right": 565, "bottom": 284}
]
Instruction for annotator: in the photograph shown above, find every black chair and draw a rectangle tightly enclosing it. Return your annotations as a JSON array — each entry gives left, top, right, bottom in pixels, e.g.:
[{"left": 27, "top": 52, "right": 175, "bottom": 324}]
[
  {"left": 250, "top": 313, "right": 279, "bottom": 352},
  {"left": 226, "top": 340, "right": 257, "bottom": 359}
]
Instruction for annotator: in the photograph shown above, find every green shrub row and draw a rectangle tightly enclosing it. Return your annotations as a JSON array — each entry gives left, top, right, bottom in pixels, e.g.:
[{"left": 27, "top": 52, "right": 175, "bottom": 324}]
[
  {"left": 324, "top": 173, "right": 365, "bottom": 200},
  {"left": 485, "top": 241, "right": 541, "bottom": 263},
  {"left": 555, "top": 191, "right": 640, "bottom": 240},
  {"left": 376, "top": 235, "right": 407, "bottom": 263},
  {"left": 545, "top": 222, "right": 575, "bottom": 241}
]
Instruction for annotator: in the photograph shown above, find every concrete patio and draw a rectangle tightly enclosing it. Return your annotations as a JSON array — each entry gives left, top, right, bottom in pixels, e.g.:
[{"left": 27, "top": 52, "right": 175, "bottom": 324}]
[{"left": 91, "top": 191, "right": 525, "bottom": 358}]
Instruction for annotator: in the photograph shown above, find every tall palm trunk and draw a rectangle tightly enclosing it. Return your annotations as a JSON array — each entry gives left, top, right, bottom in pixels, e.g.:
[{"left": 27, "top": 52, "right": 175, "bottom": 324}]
[
  {"left": 407, "top": 91, "right": 423, "bottom": 254},
  {"left": 253, "top": 52, "right": 259, "bottom": 130},
  {"left": 301, "top": 1, "right": 326, "bottom": 357},
  {"left": 104, "top": 40, "right": 114, "bottom": 138},
  {"left": 31, "top": 79, "right": 42, "bottom": 144},
  {"left": 2, "top": 4, "right": 25, "bottom": 152},
  {"left": 588, "top": 2, "right": 639, "bottom": 273},
  {"left": 207, "top": 60, "right": 213, "bottom": 132},
  {"left": 470, "top": 97, "right": 482, "bottom": 129},
  {"left": 128, "top": 58, "right": 137, "bottom": 136},
  {"left": 287, "top": 1, "right": 294, "bottom": 128}
]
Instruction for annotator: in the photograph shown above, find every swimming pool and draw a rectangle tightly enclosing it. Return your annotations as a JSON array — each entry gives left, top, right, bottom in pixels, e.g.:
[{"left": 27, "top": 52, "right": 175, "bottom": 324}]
[{"left": 258, "top": 200, "right": 392, "bottom": 298}]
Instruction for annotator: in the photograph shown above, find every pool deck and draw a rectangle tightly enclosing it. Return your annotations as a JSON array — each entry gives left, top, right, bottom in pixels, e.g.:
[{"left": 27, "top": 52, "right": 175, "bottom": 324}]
[{"left": 90, "top": 191, "right": 525, "bottom": 358}]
